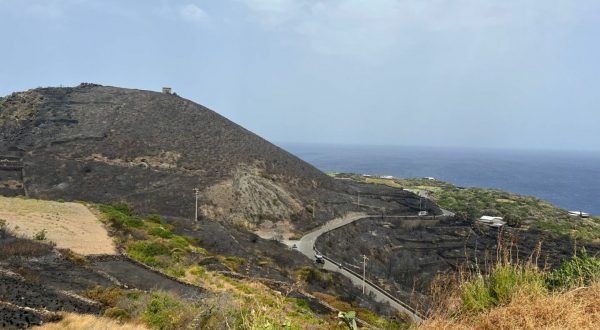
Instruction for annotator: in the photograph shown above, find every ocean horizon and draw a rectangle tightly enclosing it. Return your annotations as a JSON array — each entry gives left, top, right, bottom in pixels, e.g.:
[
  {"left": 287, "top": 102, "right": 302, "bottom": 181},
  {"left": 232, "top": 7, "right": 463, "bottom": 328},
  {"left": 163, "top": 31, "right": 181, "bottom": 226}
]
[{"left": 281, "top": 143, "right": 600, "bottom": 216}]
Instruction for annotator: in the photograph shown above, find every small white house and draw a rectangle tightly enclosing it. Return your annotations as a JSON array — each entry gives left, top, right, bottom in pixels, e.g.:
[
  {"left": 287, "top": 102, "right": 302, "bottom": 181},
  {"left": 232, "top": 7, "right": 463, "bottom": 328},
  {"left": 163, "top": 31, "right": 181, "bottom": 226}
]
[
  {"left": 423, "top": 177, "right": 436, "bottom": 181},
  {"left": 569, "top": 211, "right": 590, "bottom": 218},
  {"left": 381, "top": 175, "right": 394, "bottom": 179},
  {"left": 478, "top": 216, "right": 506, "bottom": 227}
]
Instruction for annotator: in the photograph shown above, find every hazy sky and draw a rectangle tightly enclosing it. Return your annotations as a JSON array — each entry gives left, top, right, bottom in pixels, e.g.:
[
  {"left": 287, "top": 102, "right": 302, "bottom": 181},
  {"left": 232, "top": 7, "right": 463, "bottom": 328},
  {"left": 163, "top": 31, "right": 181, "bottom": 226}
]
[{"left": 1, "top": 1, "right": 599, "bottom": 151}]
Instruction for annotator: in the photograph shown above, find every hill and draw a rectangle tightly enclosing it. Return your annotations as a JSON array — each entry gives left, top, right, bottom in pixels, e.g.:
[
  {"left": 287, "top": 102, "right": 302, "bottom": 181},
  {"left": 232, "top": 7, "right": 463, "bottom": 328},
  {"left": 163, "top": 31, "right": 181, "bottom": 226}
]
[
  {"left": 0, "top": 84, "right": 437, "bottom": 235},
  {"left": 0, "top": 84, "right": 340, "bottom": 228}
]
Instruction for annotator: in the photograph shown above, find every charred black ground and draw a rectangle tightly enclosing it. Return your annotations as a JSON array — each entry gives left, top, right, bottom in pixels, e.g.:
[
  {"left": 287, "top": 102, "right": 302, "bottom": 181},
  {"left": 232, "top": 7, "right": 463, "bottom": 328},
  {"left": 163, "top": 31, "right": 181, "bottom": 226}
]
[{"left": 0, "top": 84, "right": 437, "bottom": 230}]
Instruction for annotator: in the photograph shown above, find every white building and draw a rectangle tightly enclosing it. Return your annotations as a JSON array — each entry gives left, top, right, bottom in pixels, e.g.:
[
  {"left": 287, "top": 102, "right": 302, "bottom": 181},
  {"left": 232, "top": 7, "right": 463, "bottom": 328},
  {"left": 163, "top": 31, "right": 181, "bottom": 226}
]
[
  {"left": 478, "top": 216, "right": 506, "bottom": 227},
  {"left": 569, "top": 211, "right": 590, "bottom": 218}
]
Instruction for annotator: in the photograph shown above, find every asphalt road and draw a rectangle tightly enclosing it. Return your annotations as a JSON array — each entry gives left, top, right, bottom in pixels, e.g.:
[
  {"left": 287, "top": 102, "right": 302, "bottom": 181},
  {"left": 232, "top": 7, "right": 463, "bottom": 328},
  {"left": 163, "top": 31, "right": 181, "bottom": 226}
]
[{"left": 284, "top": 212, "right": 425, "bottom": 323}]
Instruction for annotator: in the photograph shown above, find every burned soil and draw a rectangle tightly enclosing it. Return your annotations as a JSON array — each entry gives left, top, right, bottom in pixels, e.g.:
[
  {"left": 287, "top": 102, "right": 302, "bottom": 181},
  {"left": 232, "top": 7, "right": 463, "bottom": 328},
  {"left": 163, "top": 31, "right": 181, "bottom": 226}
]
[
  {"left": 0, "top": 85, "right": 440, "bottom": 234},
  {"left": 316, "top": 215, "right": 600, "bottom": 308}
]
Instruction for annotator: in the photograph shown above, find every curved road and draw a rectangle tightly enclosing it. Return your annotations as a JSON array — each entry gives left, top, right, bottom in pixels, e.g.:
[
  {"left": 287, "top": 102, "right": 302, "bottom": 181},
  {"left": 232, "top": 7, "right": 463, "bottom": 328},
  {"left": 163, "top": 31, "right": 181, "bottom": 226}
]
[{"left": 284, "top": 212, "right": 427, "bottom": 323}]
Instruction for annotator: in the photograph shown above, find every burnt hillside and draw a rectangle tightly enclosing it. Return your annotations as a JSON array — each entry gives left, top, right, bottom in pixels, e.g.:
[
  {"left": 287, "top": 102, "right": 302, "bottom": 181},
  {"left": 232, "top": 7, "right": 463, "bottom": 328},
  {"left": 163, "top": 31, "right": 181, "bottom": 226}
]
[{"left": 0, "top": 84, "right": 336, "bottom": 222}]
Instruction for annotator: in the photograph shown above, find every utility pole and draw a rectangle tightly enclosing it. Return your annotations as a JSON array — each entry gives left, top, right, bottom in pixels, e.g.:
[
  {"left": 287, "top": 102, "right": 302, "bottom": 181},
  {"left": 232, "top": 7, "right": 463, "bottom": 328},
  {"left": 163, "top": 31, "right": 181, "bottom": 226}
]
[
  {"left": 193, "top": 187, "right": 200, "bottom": 222},
  {"left": 362, "top": 254, "right": 368, "bottom": 294}
]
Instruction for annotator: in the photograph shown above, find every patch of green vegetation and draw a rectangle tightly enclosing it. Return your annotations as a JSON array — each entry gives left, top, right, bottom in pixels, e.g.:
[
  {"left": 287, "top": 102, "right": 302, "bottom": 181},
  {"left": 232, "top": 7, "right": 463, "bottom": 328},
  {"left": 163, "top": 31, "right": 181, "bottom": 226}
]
[
  {"left": 331, "top": 173, "right": 600, "bottom": 242},
  {"left": 33, "top": 229, "right": 47, "bottom": 241},
  {"left": 146, "top": 213, "right": 164, "bottom": 224},
  {"left": 96, "top": 202, "right": 395, "bottom": 328},
  {"left": 98, "top": 204, "right": 144, "bottom": 228},
  {"left": 127, "top": 241, "right": 172, "bottom": 266},
  {"left": 296, "top": 267, "right": 334, "bottom": 286},
  {"left": 220, "top": 255, "right": 247, "bottom": 272},
  {"left": 103, "top": 307, "right": 131, "bottom": 321},
  {"left": 547, "top": 248, "right": 600, "bottom": 290},
  {"left": 461, "top": 264, "right": 546, "bottom": 313},
  {"left": 82, "top": 286, "right": 124, "bottom": 307},
  {"left": 458, "top": 250, "right": 600, "bottom": 314},
  {"left": 147, "top": 226, "right": 174, "bottom": 239},
  {"left": 142, "top": 292, "right": 199, "bottom": 329},
  {"left": 189, "top": 265, "right": 207, "bottom": 278}
]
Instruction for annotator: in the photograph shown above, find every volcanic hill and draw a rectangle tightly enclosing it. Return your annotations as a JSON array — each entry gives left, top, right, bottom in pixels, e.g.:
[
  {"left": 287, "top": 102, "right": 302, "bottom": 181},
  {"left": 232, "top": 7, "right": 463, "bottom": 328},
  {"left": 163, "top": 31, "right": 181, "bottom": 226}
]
[{"left": 0, "top": 84, "right": 436, "bottom": 232}]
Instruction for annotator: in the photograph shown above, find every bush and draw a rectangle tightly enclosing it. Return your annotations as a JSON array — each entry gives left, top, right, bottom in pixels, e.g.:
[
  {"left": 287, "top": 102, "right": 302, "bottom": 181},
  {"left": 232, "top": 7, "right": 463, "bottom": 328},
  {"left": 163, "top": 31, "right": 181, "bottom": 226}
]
[
  {"left": 296, "top": 267, "right": 334, "bottom": 287},
  {"left": 112, "top": 202, "right": 133, "bottom": 216},
  {"left": 146, "top": 214, "right": 164, "bottom": 224},
  {"left": 99, "top": 204, "right": 143, "bottom": 228},
  {"left": 127, "top": 241, "right": 171, "bottom": 265},
  {"left": 83, "top": 286, "right": 124, "bottom": 307},
  {"left": 59, "top": 248, "right": 89, "bottom": 266},
  {"left": 221, "top": 256, "right": 247, "bottom": 272},
  {"left": 460, "top": 263, "right": 546, "bottom": 313},
  {"left": 104, "top": 307, "right": 131, "bottom": 321},
  {"left": 142, "top": 292, "right": 197, "bottom": 329},
  {"left": 34, "top": 229, "right": 47, "bottom": 241},
  {"left": 547, "top": 248, "right": 600, "bottom": 290},
  {"left": 168, "top": 236, "right": 189, "bottom": 250},
  {"left": 461, "top": 275, "right": 496, "bottom": 312},
  {"left": 148, "top": 226, "right": 174, "bottom": 239}
]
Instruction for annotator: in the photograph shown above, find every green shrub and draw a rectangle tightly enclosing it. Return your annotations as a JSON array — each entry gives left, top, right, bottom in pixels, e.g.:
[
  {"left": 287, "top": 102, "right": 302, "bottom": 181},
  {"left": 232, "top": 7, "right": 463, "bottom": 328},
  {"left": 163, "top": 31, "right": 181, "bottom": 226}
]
[
  {"left": 123, "top": 216, "right": 144, "bottom": 228},
  {"left": 461, "top": 275, "right": 496, "bottom": 312},
  {"left": 142, "top": 292, "right": 197, "bottom": 329},
  {"left": 489, "top": 264, "right": 546, "bottom": 304},
  {"left": 83, "top": 286, "right": 124, "bottom": 307},
  {"left": 221, "top": 256, "right": 247, "bottom": 272},
  {"left": 112, "top": 202, "right": 133, "bottom": 216},
  {"left": 296, "top": 267, "right": 334, "bottom": 287},
  {"left": 127, "top": 241, "right": 171, "bottom": 265},
  {"left": 98, "top": 204, "right": 144, "bottom": 228},
  {"left": 104, "top": 307, "right": 130, "bottom": 321},
  {"left": 166, "top": 266, "right": 186, "bottom": 278},
  {"left": 461, "top": 264, "right": 546, "bottom": 313},
  {"left": 547, "top": 248, "right": 600, "bottom": 290},
  {"left": 190, "top": 266, "right": 207, "bottom": 278},
  {"left": 169, "top": 236, "right": 190, "bottom": 250},
  {"left": 146, "top": 214, "right": 164, "bottom": 224},
  {"left": 148, "top": 226, "right": 174, "bottom": 239},
  {"left": 34, "top": 229, "right": 47, "bottom": 241}
]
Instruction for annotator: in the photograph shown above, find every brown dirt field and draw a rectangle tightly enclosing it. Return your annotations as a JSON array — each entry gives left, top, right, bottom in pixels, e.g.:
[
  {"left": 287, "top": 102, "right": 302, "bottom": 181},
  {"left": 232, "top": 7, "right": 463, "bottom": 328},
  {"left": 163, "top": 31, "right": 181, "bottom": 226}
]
[{"left": 0, "top": 196, "right": 116, "bottom": 255}]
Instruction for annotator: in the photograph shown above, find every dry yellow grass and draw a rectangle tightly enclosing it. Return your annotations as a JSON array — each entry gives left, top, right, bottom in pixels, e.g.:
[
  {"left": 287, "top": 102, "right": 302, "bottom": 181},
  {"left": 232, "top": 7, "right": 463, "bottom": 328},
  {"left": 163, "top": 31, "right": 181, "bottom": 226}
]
[
  {"left": 0, "top": 196, "right": 116, "bottom": 255},
  {"left": 34, "top": 313, "right": 149, "bottom": 330},
  {"left": 419, "top": 285, "right": 600, "bottom": 330}
]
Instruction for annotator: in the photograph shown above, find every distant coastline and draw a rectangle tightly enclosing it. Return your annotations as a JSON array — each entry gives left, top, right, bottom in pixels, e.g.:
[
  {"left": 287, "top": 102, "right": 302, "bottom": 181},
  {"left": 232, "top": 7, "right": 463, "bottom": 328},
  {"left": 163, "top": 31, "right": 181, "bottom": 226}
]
[{"left": 282, "top": 143, "right": 600, "bottom": 215}]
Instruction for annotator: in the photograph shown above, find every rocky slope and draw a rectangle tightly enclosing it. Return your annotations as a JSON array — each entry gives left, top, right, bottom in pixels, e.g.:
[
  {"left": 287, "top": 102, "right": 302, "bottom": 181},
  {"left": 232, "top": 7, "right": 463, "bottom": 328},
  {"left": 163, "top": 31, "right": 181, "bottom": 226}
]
[
  {"left": 0, "top": 84, "right": 439, "bottom": 232},
  {"left": 0, "top": 84, "right": 339, "bottom": 227}
]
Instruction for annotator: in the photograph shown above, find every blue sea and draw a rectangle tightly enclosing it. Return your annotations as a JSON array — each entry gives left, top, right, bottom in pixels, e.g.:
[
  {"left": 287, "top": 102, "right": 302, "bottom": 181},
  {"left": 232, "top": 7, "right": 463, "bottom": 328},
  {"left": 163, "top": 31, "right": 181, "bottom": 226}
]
[{"left": 281, "top": 143, "right": 600, "bottom": 216}]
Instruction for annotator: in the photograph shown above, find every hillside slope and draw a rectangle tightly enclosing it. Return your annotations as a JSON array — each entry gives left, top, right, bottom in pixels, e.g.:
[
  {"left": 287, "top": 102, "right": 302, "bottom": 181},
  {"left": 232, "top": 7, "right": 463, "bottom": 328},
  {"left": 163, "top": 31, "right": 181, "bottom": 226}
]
[{"left": 0, "top": 84, "right": 338, "bottom": 227}]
